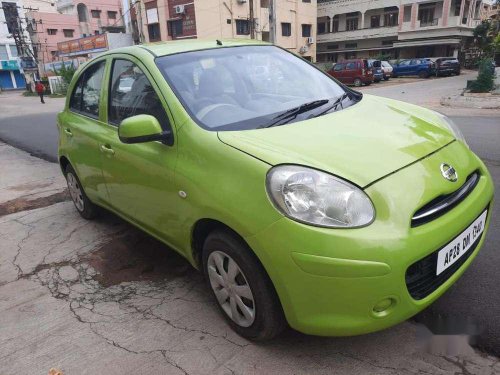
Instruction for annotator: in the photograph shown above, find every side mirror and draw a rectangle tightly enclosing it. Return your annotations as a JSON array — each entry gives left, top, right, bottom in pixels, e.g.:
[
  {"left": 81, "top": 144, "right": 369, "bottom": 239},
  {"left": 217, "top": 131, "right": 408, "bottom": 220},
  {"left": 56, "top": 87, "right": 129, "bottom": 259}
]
[{"left": 118, "top": 114, "right": 171, "bottom": 144}]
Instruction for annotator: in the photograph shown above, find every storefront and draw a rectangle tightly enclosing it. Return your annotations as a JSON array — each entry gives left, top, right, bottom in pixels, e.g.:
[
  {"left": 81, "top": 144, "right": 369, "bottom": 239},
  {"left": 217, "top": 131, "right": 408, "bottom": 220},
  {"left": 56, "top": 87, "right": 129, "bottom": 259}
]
[{"left": 0, "top": 60, "right": 25, "bottom": 90}]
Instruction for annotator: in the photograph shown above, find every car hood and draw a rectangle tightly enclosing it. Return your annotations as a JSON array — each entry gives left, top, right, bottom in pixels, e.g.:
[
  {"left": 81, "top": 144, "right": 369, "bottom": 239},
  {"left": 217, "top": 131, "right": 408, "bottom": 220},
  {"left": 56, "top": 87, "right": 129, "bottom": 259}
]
[{"left": 217, "top": 95, "right": 455, "bottom": 187}]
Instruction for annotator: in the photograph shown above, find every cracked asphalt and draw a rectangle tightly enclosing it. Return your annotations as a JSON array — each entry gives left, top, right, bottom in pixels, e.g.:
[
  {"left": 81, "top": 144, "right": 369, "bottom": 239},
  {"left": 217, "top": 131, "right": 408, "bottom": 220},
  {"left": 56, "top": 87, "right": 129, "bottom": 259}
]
[{"left": 1, "top": 80, "right": 500, "bottom": 374}]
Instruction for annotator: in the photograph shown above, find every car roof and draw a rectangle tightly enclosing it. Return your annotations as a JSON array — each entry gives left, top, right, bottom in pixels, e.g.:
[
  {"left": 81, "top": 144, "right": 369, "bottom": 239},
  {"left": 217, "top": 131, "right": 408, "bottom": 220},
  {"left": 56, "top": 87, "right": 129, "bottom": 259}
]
[{"left": 110, "top": 39, "right": 270, "bottom": 57}]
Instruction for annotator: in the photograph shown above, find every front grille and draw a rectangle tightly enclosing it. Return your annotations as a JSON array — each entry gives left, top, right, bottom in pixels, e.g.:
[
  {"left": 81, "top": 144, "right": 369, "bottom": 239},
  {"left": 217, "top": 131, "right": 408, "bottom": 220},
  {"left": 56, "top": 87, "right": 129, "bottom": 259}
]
[
  {"left": 411, "top": 171, "right": 480, "bottom": 227},
  {"left": 405, "top": 224, "right": 484, "bottom": 300}
]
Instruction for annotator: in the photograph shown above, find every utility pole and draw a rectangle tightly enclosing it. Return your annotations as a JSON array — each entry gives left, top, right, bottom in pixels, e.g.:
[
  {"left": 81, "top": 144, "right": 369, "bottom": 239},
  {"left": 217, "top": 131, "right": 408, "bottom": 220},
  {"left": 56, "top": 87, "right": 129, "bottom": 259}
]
[
  {"left": 268, "top": 0, "right": 276, "bottom": 44},
  {"left": 249, "top": 0, "right": 254, "bottom": 39}
]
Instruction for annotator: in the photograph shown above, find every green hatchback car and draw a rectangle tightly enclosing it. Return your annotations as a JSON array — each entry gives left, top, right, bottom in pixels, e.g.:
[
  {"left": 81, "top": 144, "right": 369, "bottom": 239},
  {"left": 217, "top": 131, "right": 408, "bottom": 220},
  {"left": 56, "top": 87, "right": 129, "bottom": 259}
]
[{"left": 58, "top": 40, "right": 494, "bottom": 340}]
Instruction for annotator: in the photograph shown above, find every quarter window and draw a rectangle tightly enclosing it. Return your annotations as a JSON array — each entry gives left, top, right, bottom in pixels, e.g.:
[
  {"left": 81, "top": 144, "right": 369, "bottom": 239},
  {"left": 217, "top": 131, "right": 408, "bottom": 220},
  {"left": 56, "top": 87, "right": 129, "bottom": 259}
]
[
  {"left": 69, "top": 60, "right": 105, "bottom": 118},
  {"left": 108, "top": 59, "right": 170, "bottom": 130}
]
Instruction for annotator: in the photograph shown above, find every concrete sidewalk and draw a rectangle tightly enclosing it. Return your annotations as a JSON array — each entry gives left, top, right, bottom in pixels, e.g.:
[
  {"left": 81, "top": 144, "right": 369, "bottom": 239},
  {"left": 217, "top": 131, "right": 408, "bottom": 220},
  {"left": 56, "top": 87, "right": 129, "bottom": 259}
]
[{"left": 1, "top": 142, "right": 499, "bottom": 374}]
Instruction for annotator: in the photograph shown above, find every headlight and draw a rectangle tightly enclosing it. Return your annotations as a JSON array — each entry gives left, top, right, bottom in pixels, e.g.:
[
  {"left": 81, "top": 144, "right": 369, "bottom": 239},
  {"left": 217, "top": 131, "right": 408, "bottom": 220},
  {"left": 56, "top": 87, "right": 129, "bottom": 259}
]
[
  {"left": 437, "top": 113, "right": 468, "bottom": 147},
  {"left": 266, "top": 165, "right": 375, "bottom": 228}
]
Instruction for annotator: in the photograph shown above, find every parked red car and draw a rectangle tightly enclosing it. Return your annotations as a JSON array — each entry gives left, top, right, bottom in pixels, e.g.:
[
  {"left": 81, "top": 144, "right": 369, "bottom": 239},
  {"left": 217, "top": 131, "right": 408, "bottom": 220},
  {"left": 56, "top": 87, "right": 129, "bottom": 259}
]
[{"left": 328, "top": 59, "right": 373, "bottom": 87}]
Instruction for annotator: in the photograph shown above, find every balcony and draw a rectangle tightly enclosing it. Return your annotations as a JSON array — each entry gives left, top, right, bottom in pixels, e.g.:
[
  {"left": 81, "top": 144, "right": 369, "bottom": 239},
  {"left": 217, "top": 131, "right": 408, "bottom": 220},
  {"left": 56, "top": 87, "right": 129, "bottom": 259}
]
[
  {"left": 419, "top": 18, "right": 438, "bottom": 27},
  {"left": 56, "top": 0, "right": 74, "bottom": 12},
  {"left": 317, "top": 25, "right": 398, "bottom": 43}
]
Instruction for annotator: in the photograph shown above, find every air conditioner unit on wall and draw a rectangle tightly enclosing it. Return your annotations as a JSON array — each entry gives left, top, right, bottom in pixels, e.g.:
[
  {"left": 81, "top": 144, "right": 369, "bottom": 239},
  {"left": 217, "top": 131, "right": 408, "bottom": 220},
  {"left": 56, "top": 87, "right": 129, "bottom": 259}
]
[
  {"left": 307, "top": 37, "right": 314, "bottom": 45},
  {"left": 299, "top": 46, "right": 308, "bottom": 54},
  {"left": 174, "top": 5, "right": 185, "bottom": 14}
]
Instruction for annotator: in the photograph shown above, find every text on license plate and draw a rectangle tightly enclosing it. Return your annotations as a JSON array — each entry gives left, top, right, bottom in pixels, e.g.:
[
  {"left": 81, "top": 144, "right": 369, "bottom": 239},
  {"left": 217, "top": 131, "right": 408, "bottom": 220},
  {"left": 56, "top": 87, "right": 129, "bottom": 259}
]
[{"left": 436, "top": 210, "right": 487, "bottom": 276}]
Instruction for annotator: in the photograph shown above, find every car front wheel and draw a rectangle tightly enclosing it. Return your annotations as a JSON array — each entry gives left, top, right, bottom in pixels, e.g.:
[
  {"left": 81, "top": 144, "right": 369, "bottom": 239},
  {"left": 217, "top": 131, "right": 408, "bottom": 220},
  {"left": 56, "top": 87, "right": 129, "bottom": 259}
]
[
  {"left": 202, "top": 230, "right": 285, "bottom": 340},
  {"left": 353, "top": 78, "right": 362, "bottom": 87},
  {"left": 65, "top": 164, "right": 99, "bottom": 220}
]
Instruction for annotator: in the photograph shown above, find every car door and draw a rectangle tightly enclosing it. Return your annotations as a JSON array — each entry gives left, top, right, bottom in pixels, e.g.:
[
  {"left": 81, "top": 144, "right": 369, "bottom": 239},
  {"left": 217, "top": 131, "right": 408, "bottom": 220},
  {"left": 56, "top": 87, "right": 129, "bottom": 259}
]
[
  {"left": 396, "top": 60, "right": 410, "bottom": 76},
  {"left": 345, "top": 62, "right": 356, "bottom": 84},
  {"left": 332, "top": 63, "right": 344, "bottom": 82},
  {"left": 59, "top": 59, "right": 108, "bottom": 201},
  {"left": 409, "top": 59, "right": 420, "bottom": 75},
  {"left": 98, "top": 56, "right": 179, "bottom": 245}
]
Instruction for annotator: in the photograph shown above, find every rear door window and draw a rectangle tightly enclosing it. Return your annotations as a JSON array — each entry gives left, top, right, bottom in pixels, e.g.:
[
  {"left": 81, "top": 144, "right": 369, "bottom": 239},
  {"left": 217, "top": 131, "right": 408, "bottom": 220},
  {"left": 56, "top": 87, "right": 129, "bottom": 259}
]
[
  {"left": 333, "top": 63, "right": 344, "bottom": 71},
  {"left": 345, "top": 62, "right": 356, "bottom": 70}
]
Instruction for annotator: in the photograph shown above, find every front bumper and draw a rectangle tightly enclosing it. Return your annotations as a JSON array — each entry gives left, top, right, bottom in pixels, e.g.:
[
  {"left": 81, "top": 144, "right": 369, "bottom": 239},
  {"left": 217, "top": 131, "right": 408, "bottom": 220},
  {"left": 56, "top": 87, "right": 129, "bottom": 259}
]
[{"left": 245, "top": 141, "right": 494, "bottom": 336}]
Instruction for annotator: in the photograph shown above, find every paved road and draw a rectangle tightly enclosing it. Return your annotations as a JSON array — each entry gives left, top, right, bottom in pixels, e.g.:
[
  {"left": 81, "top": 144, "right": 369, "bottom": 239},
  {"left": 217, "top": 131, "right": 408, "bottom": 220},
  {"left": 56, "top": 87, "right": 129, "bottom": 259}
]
[{"left": 1, "top": 77, "right": 499, "bottom": 356}]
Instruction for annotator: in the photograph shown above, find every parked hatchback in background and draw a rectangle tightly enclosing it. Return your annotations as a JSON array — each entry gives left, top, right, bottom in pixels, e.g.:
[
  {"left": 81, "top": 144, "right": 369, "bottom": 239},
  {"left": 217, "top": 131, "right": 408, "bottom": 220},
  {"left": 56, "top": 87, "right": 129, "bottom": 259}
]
[
  {"left": 392, "top": 58, "right": 436, "bottom": 78},
  {"left": 368, "top": 60, "right": 383, "bottom": 82},
  {"left": 59, "top": 40, "right": 493, "bottom": 341},
  {"left": 381, "top": 61, "right": 393, "bottom": 80},
  {"left": 328, "top": 59, "right": 373, "bottom": 86},
  {"left": 435, "top": 57, "right": 461, "bottom": 76}
]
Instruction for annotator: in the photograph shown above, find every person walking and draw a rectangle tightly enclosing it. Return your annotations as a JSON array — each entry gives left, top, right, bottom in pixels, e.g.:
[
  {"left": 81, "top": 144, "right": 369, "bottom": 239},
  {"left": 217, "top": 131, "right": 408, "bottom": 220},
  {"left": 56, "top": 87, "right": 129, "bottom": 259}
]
[{"left": 35, "top": 81, "right": 45, "bottom": 104}]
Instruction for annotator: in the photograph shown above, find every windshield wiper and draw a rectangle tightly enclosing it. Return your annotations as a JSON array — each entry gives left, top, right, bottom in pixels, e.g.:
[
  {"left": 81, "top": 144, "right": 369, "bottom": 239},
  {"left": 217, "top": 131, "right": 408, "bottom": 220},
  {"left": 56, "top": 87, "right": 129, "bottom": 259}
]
[
  {"left": 312, "top": 93, "right": 350, "bottom": 118},
  {"left": 262, "top": 99, "right": 329, "bottom": 128}
]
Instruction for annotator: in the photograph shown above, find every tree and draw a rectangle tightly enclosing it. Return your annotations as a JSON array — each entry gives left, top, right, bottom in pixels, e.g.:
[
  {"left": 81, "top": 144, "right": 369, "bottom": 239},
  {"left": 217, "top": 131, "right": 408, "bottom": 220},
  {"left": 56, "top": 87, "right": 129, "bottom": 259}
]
[
  {"left": 469, "top": 58, "right": 495, "bottom": 93},
  {"left": 53, "top": 62, "right": 77, "bottom": 86}
]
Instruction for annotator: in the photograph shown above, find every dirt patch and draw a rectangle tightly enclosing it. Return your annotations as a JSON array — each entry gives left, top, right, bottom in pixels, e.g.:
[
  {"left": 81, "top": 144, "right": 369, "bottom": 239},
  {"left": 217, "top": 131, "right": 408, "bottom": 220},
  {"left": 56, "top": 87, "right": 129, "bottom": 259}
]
[
  {"left": 0, "top": 189, "right": 70, "bottom": 216},
  {"left": 85, "top": 231, "right": 194, "bottom": 287}
]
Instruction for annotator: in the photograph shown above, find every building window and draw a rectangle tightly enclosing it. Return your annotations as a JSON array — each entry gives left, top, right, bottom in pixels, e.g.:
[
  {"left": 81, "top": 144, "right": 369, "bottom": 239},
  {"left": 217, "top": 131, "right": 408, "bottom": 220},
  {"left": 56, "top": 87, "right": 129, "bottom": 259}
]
[
  {"left": 381, "top": 40, "right": 394, "bottom": 46},
  {"left": 418, "top": 4, "right": 435, "bottom": 26},
  {"left": 47, "top": 28, "right": 57, "bottom": 35},
  {"left": 371, "top": 15, "right": 380, "bottom": 28},
  {"left": 327, "top": 44, "right": 338, "bottom": 50},
  {"left": 91, "top": 9, "right": 101, "bottom": 18},
  {"left": 0, "top": 45, "right": 8, "bottom": 60},
  {"left": 147, "top": 23, "right": 161, "bottom": 41},
  {"left": 107, "top": 11, "right": 117, "bottom": 19},
  {"left": 345, "top": 43, "right": 357, "bottom": 49},
  {"left": 2, "top": 2, "right": 19, "bottom": 34},
  {"left": 63, "top": 29, "right": 74, "bottom": 37},
  {"left": 168, "top": 19, "right": 183, "bottom": 37},
  {"left": 403, "top": 5, "right": 412, "bottom": 22},
  {"left": 281, "top": 22, "right": 291, "bottom": 36},
  {"left": 95, "top": 30, "right": 100, "bottom": 34},
  {"left": 50, "top": 51, "right": 57, "bottom": 59},
  {"left": 261, "top": 0, "right": 269, "bottom": 7},
  {"left": 236, "top": 19, "right": 250, "bottom": 35},
  {"left": 77, "top": 3, "right": 89, "bottom": 22},
  {"left": 301, "top": 24, "right": 311, "bottom": 37},
  {"left": 453, "top": 0, "right": 461, "bottom": 16},
  {"left": 227, "top": 19, "right": 231, "bottom": 24},
  {"left": 302, "top": 0, "right": 311, "bottom": 2},
  {"left": 332, "top": 16, "right": 339, "bottom": 32},
  {"left": 384, "top": 12, "right": 398, "bottom": 27},
  {"left": 317, "top": 22, "right": 326, "bottom": 34},
  {"left": 346, "top": 17, "right": 358, "bottom": 31}
]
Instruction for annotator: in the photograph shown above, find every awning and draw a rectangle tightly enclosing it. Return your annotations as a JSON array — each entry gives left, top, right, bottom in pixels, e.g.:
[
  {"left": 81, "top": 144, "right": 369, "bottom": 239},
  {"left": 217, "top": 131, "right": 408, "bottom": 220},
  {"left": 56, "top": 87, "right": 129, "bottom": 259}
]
[{"left": 393, "top": 38, "right": 461, "bottom": 48}]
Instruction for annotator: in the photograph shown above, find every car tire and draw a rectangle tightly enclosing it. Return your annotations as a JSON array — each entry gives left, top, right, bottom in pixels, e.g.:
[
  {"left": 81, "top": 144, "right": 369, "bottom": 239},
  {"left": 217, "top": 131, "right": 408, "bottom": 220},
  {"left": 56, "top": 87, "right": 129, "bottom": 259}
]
[
  {"left": 64, "top": 164, "right": 99, "bottom": 220},
  {"left": 419, "top": 71, "right": 429, "bottom": 79},
  {"left": 353, "top": 78, "right": 362, "bottom": 87},
  {"left": 202, "top": 229, "right": 286, "bottom": 341},
  {"left": 383, "top": 76, "right": 389, "bottom": 81},
  {"left": 392, "top": 74, "right": 398, "bottom": 78}
]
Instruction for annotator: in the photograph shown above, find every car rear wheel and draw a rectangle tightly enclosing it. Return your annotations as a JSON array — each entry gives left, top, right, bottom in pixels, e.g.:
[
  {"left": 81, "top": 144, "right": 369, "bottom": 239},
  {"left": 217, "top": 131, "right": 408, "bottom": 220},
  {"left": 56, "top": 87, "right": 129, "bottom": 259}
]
[
  {"left": 202, "top": 230, "right": 286, "bottom": 341},
  {"left": 419, "top": 71, "right": 429, "bottom": 79},
  {"left": 383, "top": 75, "right": 390, "bottom": 81},
  {"left": 65, "top": 164, "right": 99, "bottom": 220},
  {"left": 353, "top": 78, "right": 362, "bottom": 87}
]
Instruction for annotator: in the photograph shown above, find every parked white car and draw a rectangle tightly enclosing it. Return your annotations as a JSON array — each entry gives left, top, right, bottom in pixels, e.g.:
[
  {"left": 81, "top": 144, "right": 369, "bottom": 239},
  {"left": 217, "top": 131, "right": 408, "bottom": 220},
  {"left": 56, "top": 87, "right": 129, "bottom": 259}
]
[{"left": 381, "top": 61, "right": 393, "bottom": 81}]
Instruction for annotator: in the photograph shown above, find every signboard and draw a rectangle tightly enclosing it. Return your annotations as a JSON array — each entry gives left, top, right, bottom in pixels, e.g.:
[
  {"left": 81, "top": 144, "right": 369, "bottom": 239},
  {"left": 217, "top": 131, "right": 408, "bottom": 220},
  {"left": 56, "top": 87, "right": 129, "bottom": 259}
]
[
  {"left": 58, "top": 34, "right": 108, "bottom": 57},
  {"left": 146, "top": 8, "right": 159, "bottom": 24},
  {"left": 45, "top": 59, "right": 79, "bottom": 73},
  {"left": 0, "top": 60, "right": 19, "bottom": 70}
]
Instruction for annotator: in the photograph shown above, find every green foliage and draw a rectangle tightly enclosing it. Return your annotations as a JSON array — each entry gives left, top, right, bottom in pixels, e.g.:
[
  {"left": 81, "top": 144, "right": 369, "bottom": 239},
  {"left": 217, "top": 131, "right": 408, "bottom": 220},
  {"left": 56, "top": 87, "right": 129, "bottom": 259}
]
[
  {"left": 469, "top": 58, "right": 495, "bottom": 93},
  {"left": 374, "top": 53, "right": 392, "bottom": 61},
  {"left": 53, "top": 62, "right": 77, "bottom": 86}
]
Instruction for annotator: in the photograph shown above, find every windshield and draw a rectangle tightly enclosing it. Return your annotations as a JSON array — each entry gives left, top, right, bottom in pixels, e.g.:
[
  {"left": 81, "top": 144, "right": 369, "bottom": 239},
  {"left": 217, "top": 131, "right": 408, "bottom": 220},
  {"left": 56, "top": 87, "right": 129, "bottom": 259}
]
[{"left": 155, "top": 45, "right": 349, "bottom": 131}]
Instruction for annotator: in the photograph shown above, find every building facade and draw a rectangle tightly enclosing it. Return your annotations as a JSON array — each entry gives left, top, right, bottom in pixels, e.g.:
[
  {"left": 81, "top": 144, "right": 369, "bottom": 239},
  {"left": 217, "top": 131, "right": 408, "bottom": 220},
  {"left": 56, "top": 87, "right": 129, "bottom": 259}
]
[
  {"left": 132, "top": 0, "right": 317, "bottom": 61},
  {"left": 317, "top": 0, "right": 488, "bottom": 63},
  {"left": 25, "top": 0, "right": 125, "bottom": 76},
  {"left": 0, "top": 0, "right": 30, "bottom": 89}
]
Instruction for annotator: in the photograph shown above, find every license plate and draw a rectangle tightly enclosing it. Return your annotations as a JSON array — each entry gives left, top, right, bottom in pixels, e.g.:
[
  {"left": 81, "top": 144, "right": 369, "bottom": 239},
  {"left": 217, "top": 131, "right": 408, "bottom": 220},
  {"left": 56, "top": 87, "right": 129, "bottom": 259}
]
[{"left": 436, "top": 210, "right": 487, "bottom": 275}]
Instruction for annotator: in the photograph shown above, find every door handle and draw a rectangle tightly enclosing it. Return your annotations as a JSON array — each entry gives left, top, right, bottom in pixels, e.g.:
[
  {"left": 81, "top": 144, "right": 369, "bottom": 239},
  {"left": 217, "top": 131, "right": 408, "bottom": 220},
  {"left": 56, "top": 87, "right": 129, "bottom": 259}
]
[
  {"left": 100, "top": 144, "right": 115, "bottom": 155},
  {"left": 64, "top": 128, "right": 73, "bottom": 137}
]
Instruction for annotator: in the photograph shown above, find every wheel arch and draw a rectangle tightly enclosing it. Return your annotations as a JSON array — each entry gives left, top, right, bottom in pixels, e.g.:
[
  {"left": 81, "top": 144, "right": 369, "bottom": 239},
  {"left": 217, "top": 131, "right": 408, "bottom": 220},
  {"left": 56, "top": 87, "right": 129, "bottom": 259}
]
[{"left": 59, "top": 155, "right": 71, "bottom": 175}]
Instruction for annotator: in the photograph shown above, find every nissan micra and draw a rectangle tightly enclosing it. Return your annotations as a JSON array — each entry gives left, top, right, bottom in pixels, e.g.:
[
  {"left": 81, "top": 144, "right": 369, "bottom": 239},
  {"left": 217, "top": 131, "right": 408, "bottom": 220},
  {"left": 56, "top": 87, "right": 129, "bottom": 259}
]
[{"left": 58, "top": 40, "right": 494, "bottom": 340}]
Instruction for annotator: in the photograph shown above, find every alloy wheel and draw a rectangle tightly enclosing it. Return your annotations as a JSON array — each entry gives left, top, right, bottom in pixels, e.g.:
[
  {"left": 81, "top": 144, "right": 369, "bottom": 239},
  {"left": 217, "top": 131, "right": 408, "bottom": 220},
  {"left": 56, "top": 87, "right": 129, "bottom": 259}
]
[
  {"left": 207, "top": 250, "right": 256, "bottom": 327},
  {"left": 66, "top": 172, "right": 84, "bottom": 212}
]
